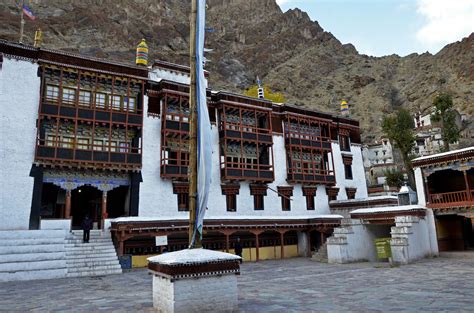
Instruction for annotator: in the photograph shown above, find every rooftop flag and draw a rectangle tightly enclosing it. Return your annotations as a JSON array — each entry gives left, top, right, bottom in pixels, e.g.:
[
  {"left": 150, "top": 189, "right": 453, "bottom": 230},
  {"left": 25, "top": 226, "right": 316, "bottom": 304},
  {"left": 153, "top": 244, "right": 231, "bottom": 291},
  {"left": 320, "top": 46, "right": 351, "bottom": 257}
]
[
  {"left": 191, "top": 0, "right": 212, "bottom": 246},
  {"left": 22, "top": 4, "right": 36, "bottom": 21}
]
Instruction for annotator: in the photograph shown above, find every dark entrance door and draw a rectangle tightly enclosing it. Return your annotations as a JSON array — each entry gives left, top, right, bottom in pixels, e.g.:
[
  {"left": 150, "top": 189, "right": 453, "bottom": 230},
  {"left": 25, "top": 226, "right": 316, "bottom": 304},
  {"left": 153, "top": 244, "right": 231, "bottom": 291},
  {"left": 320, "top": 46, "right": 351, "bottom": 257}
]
[{"left": 71, "top": 186, "right": 101, "bottom": 229}]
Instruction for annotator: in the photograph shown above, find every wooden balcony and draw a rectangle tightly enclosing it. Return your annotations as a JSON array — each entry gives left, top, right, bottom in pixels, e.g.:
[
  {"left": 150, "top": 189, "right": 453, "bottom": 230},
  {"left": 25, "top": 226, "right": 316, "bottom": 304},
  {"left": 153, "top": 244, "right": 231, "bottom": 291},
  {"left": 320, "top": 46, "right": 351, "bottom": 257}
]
[{"left": 427, "top": 190, "right": 474, "bottom": 209}]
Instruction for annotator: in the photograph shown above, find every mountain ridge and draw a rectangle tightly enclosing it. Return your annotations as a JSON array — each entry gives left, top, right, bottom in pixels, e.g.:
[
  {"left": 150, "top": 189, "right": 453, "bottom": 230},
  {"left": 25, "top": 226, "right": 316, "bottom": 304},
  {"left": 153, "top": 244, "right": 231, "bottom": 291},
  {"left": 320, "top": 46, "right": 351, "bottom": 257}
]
[{"left": 0, "top": 0, "right": 472, "bottom": 142}]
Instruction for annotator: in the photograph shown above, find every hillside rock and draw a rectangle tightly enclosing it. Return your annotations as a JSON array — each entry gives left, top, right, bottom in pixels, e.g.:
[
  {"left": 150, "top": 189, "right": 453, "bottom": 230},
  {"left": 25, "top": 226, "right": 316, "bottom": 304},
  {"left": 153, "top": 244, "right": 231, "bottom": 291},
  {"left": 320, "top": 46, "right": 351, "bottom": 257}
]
[{"left": 0, "top": 0, "right": 472, "bottom": 142}]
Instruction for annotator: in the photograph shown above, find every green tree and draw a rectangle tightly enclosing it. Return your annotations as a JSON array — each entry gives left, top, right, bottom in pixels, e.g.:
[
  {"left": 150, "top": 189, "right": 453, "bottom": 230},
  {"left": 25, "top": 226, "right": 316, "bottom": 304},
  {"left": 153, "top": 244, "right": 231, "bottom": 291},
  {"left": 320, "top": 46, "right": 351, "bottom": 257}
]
[
  {"left": 382, "top": 108, "right": 416, "bottom": 189},
  {"left": 244, "top": 85, "right": 286, "bottom": 103},
  {"left": 384, "top": 168, "right": 405, "bottom": 188},
  {"left": 431, "top": 93, "right": 460, "bottom": 151}
]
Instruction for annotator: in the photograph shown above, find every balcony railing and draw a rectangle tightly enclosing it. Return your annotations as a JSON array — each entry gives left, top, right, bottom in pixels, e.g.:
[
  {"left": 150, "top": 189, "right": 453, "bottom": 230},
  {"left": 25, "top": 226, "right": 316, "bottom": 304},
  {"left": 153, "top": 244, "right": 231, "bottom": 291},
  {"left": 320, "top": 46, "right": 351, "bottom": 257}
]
[{"left": 427, "top": 190, "right": 474, "bottom": 208}]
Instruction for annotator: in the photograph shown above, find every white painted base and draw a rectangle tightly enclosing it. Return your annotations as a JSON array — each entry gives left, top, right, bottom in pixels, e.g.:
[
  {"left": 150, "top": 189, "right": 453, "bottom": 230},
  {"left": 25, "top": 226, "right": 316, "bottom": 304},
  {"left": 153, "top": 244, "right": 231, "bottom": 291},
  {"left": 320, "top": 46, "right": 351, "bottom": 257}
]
[{"left": 152, "top": 274, "right": 238, "bottom": 313}]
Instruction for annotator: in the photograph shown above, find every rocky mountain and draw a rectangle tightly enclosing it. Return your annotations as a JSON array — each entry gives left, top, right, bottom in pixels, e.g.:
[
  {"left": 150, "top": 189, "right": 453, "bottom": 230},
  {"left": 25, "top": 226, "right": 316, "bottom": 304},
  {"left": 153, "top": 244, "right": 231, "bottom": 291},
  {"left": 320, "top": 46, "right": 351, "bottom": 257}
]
[{"left": 1, "top": 0, "right": 472, "bottom": 142}]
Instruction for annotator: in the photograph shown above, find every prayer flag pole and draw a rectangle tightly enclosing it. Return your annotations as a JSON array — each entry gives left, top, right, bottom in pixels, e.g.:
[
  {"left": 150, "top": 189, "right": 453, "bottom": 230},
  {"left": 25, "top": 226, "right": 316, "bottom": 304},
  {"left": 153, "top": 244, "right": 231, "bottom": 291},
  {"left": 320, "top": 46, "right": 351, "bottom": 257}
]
[
  {"left": 188, "top": 0, "right": 201, "bottom": 249},
  {"left": 19, "top": 0, "right": 25, "bottom": 43}
]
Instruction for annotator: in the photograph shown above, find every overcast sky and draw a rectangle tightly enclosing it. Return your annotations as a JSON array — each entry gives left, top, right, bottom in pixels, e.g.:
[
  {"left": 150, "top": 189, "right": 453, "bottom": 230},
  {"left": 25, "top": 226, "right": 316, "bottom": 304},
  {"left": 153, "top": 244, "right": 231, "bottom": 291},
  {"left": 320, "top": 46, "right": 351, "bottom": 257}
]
[{"left": 276, "top": 0, "right": 474, "bottom": 56}]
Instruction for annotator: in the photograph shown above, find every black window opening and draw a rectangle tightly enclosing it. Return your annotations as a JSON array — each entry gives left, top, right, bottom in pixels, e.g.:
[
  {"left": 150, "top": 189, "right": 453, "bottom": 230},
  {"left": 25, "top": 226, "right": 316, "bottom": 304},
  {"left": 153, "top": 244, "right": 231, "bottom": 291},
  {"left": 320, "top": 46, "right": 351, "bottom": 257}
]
[
  {"left": 281, "top": 196, "right": 291, "bottom": 211},
  {"left": 254, "top": 194, "right": 264, "bottom": 211},
  {"left": 226, "top": 194, "right": 237, "bottom": 212},
  {"left": 177, "top": 192, "right": 189, "bottom": 212},
  {"left": 306, "top": 195, "right": 315, "bottom": 210},
  {"left": 339, "top": 135, "right": 351, "bottom": 152},
  {"left": 345, "top": 164, "right": 353, "bottom": 180}
]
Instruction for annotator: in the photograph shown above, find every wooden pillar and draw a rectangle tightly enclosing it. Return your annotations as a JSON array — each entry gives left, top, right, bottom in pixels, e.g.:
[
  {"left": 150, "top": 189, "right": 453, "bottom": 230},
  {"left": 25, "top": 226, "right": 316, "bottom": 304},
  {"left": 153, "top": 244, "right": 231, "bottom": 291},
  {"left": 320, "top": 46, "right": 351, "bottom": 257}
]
[
  {"left": 280, "top": 232, "right": 285, "bottom": 259},
  {"left": 101, "top": 191, "right": 107, "bottom": 230},
  {"left": 255, "top": 233, "right": 260, "bottom": 262},
  {"left": 118, "top": 240, "right": 124, "bottom": 257},
  {"left": 65, "top": 190, "right": 72, "bottom": 218},
  {"left": 225, "top": 234, "right": 230, "bottom": 252},
  {"left": 463, "top": 171, "right": 472, "bottom": 201}
]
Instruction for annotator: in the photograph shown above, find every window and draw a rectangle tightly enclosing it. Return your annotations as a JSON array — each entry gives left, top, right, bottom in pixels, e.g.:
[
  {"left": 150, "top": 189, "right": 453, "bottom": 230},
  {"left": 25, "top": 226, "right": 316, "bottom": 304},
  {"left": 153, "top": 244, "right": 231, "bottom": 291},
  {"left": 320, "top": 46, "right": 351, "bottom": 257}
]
[
  {"left": 61, "top": 136, "right": 74, "bottom": 149},
  {"left": 62, "top": 88, "right": 76, "bottom": 105},
  {"left": 226, "top": 194, "right": 237, "bottom": 212},
  {"left": 111, "top": 95, "right": 121, "bottom": 111},
  {"left": 173, "top": 182, "right": 189, "bottom": 212},
  {"left": 109, "top": 141, "right": 118, "bottom": 152},
  {"left": 76, "top": 138, "right": 89, "bottom": 150},
  {"left": 344, "top": 164, "right": 353, "bottom": 180},
  {"left": 339, "top": 134, "right": 350, "bottom": 151},
  {"left": 95, "top": 93, "right": 106, "bottom": 109},
  {"left": 250, "top": 184, "right": 267, "bottom": 211},
  {"left": 119, "top": 142, "right": 129, "bottom": 153},
  {"left": 254, "top": 194, "right": 264, "bottom": 210},
  {"left": 93, "top": 140, "right": 103, "bottom": 151},
  {"left": 78, "top": 91, "right": 91, "bottom": 107},
  {"left": 277, "top": 186, "right": 293, "bottom": 211},
  {"left": 281, "top": 196, "right": 291, "bottom": 211},
  {"left": 46, "top": 135, "right": 56, "bottom": 147},
  {"left": 46, "top": 85, "right": 59, "bottom": 101},
  {"left": 306, "top": 195, "right": 315, "bottom": 210},
  {"left": 125, "top": 96, "right": 136, "bottom": 112},
  {"left": 177, "top": 193, "right": 189, "bottom": 212},
  {"left": 346, "top": 188, "right": 357, "bottom": 200}
]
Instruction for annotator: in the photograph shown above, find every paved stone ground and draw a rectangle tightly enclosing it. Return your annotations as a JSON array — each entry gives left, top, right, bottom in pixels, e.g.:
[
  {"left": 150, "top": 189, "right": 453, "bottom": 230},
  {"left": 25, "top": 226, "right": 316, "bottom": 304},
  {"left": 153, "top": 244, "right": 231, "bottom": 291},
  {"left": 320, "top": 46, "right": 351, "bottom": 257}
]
[{"left": 0, "top": 257, "right": 473, "bottom": 312}]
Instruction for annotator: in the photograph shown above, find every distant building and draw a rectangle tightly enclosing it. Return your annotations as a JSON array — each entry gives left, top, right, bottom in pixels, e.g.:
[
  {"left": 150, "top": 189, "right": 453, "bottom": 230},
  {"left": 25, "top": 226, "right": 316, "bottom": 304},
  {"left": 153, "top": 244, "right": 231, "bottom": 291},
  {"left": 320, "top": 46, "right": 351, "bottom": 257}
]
[
  {"left": 362, "top": 138, "right": 399, "bottom": 194},
  {"left": 412, "top": 110, "right": 462, "bottom": 156}
]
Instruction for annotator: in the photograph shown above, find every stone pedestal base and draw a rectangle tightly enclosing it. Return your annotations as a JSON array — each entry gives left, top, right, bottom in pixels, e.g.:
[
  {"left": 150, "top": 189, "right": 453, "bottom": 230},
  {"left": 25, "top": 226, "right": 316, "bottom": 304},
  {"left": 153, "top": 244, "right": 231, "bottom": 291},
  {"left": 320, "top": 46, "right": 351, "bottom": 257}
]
[{"left": 148, "top": 248, "right": 241, "bottom": 313}]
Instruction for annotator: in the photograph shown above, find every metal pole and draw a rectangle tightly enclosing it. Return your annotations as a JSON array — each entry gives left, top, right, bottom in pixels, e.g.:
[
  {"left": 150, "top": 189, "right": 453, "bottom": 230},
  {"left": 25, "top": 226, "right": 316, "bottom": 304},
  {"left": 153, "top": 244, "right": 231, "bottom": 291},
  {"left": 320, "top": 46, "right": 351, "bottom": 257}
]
[
  {"left": 19, "top": 0, "right": 25, "bottom": 43},
  {"left": 188, "top": 0, "right": 201, "bottom": 248}
]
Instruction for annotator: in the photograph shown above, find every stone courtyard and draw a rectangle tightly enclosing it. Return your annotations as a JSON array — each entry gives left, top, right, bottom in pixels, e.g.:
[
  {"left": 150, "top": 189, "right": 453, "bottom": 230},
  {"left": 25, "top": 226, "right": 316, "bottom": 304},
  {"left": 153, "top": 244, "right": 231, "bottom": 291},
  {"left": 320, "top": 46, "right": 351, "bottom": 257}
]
[{"left": 1, "top": 256, "right": 473, "bottom": 312}]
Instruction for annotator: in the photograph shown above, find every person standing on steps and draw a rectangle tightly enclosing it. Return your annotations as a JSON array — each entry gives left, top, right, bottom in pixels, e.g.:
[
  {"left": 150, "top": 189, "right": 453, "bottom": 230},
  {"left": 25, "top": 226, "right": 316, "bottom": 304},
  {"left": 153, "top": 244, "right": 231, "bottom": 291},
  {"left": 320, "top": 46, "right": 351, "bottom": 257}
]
[
  {"left": 234, "top": 237, "right": 243, "bottom": 264},
  {"left": 81, "top": 215, "right": 93, "bottom": 243}
]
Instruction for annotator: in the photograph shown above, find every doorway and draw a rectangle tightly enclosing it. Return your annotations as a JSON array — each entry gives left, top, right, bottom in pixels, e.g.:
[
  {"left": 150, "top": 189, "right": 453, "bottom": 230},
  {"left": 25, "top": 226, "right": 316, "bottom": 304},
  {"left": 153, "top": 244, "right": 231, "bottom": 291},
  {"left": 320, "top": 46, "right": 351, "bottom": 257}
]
[{"left": 71, "top": 186, "right": 102, "bottom": 229}]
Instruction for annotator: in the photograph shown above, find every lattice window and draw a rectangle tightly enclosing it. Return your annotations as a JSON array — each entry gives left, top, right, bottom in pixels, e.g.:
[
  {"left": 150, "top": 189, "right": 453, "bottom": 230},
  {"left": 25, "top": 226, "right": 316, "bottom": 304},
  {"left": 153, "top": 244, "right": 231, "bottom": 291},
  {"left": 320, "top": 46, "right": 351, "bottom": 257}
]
[
  {"left": 46, "top": 85, "right": 59, "bottom": 101},
  {"left": 111, "top": 95, "right": 122, "bottom": 111},
  {"left": 62, "top": 88, "right": 76, "bottom": 105},
  {"left": 95, "top": 93, "right": 107, "bottom": 109},
  {"left": 78, "top": 90, "right": 91, "bottom": 107}
]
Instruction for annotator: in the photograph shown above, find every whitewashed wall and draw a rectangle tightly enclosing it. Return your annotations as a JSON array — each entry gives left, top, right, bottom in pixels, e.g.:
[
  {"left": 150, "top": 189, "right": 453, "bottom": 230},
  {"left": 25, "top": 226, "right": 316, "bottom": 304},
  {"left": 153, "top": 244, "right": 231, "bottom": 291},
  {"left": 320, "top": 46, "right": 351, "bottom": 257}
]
[
  {"left": 414, "top": 167, "right": 426, "bottom": 206},
  {"left": 0, "top": 58, "right": 40, "bottom": 230},
  {"left": 331, "top": 142, "right": 368, "bottom": 200},
  {"left": 139, "top": 109, "right": 334, "bottom": 219}
]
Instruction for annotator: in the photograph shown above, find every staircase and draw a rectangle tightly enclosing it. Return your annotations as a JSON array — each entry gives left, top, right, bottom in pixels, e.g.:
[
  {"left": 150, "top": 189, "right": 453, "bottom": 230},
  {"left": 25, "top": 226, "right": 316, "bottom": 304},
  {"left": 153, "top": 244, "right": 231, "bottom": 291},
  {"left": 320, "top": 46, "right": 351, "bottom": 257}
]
[
  {"left": 0, "top": 230, "right": 67, "bottom": 282},
  {"left": 65, "top": 230, "right": 122, "bottom": 278},
  {"left": 311, "top": 242, "right": 328, "bottom": 263}
]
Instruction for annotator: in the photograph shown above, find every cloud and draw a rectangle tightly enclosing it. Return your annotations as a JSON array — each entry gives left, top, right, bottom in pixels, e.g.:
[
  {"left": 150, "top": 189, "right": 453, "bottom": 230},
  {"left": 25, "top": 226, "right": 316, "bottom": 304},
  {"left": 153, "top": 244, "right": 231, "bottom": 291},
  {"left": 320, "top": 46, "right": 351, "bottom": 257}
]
[{"left": 416, "top": 0, "right": 473, "bottom": 50}]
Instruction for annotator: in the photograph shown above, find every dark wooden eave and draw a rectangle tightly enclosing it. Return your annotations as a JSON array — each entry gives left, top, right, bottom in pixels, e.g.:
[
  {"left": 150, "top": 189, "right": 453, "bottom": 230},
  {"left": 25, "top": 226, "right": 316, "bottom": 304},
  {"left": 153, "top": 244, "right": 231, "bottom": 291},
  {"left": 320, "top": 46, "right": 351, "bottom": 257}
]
[{"left": 0, "top": 40, "right": 148, "bottom": 79}]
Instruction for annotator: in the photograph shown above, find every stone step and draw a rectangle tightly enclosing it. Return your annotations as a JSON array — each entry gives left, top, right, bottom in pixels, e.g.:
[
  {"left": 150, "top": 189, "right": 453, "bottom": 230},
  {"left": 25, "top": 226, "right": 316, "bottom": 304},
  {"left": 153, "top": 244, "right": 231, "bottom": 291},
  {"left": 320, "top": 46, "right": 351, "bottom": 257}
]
[
  {"left": 67, "top": 264, "right": 121, "bottom": 274},
  {"left": 0, "top": 252, "right": 65, "bottom": 264},
  {"left": 0, "top": 259, "right": 66, "bottom": 273},
  {"left": 66, "top": 268, "right": 122, "bottom": 278},
  {"left": 0, "top": 244, "right": 64, "bottom": 255},
  {"left": 65, "top": 245, "right": 116, "bottom": 251},
  {"left": 65, "top": 252, "right": 118, "bottom": 260},
  {"left": 66, "top": 248, "right": 116, "bottom": 256},
  {"left": 0, "top": 268, "right": 67, "bottom": 282},
  {"left": 0, "top": 238, "right": 66, "bottom": 246},
  {"left": 65, "top": 242, "right": 113, "bottom": 247},
  {"left": 66, "top": 259, "right": 120, "bottom": 267},
  {"left": 0, "top": 230, "right": 66, "bottom": 240}
]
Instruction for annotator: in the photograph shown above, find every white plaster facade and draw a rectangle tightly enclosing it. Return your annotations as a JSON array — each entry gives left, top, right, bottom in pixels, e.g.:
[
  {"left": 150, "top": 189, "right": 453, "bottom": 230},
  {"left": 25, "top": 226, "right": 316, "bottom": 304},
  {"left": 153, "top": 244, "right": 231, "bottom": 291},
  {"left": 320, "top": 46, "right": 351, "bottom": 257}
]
[
  {"left": 0, "top": 57, "right": 40, "bottom": 230},
  {"left": 139, "top": 97, "right": 368, "bottom": 219}
]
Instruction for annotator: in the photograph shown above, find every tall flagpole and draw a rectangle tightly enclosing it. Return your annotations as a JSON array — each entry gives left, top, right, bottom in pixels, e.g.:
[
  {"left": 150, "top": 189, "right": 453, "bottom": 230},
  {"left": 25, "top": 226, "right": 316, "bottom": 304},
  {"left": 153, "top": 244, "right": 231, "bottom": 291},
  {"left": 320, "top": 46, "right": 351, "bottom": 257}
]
[
  {"left": 19, "top": 0, "right": 25, "bottom": 43},
  {"left": 188, "top": 0, "right": 201, "bottom": 248}
]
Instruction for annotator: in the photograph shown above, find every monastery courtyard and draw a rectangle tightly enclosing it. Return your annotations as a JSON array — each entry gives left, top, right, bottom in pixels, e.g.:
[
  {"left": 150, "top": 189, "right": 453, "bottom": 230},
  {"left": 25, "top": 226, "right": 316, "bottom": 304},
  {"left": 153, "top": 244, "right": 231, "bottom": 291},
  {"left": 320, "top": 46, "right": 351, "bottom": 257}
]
[{"left": 1, "top": 256, "right": 473, "bottom": 312}]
